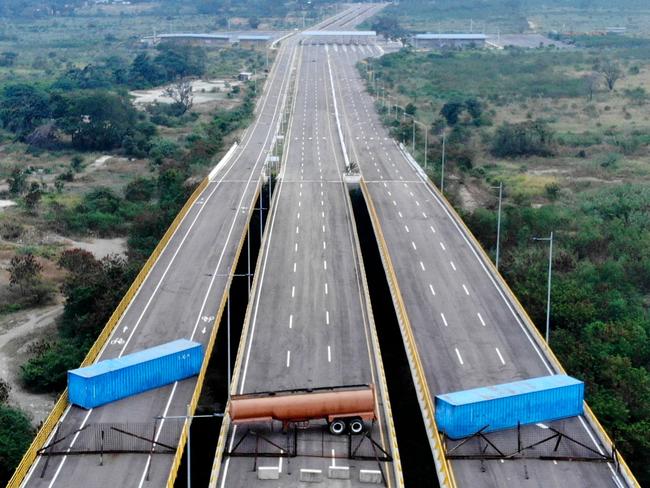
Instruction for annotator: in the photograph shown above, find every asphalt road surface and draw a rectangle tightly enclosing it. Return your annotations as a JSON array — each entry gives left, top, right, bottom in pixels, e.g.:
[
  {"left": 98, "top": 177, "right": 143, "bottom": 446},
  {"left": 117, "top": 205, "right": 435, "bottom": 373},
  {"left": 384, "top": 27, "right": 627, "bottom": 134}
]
[
  {"left": 216, "top": 39, "right": 399, "bottom": 488},
  {"left": 21, "top": 22, "right": 300, "bottom": 488},
  {"left": 326, "top": 41, "right": 630, "bottom": 488}
]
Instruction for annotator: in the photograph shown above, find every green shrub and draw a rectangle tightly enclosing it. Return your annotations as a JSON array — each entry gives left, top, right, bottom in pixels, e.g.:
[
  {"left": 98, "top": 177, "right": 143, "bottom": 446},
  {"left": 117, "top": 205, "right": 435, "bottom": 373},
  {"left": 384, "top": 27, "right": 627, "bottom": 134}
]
[{"left": 0, "top": 405, "right": 34, "bottom": 485}]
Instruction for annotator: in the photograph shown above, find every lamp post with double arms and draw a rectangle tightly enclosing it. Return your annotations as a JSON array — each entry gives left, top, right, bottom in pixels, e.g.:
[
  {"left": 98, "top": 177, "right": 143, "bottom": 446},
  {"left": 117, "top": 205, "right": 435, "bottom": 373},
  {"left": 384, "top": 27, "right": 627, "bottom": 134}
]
[{"left": 532, "top": 232, "right": 554, "bottom": 344}]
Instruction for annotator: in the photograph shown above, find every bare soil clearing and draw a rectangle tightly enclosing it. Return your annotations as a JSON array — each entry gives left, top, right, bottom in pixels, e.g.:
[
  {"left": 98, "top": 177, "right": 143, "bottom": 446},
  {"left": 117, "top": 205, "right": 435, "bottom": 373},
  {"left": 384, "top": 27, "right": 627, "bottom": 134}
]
[{"left": 0, "top": 304, "right": 61, "bottom": 425}]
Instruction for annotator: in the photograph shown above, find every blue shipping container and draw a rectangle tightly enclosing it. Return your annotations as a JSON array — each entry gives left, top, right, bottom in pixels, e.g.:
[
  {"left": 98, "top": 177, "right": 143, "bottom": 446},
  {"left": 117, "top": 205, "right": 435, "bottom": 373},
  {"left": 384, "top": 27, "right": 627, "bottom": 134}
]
[
  {"left": 435, "top": 375, "right": 584, "bottom": 439},
  {"left": 68, "top": 339, "right": 203, "bottom": 409}
]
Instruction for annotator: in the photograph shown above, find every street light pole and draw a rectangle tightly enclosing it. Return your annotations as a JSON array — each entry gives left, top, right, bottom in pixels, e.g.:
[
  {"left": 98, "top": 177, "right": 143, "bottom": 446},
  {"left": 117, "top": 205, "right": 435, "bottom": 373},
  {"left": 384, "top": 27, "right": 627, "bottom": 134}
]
[
  {"left": 156, "top": 411, "right": 225, "bottom": 488},
  {"left": 440, "top": 130, "right": 446, "bottom": 194},
  {"left": 532, "top": 232, "right": 554, "bottom": 344},
  {"left": 492, "top": 181, "right": 503, "bottom": 270},
  {"left": 412, "top": 117, "right": 416, "bottom": 153}
]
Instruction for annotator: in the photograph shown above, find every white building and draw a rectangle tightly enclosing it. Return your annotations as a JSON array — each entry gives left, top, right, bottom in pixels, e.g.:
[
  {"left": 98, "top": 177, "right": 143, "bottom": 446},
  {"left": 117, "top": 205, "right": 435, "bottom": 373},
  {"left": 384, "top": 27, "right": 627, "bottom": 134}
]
[{"left": 412, "top": 33, "right": 487, "bottom": 50}]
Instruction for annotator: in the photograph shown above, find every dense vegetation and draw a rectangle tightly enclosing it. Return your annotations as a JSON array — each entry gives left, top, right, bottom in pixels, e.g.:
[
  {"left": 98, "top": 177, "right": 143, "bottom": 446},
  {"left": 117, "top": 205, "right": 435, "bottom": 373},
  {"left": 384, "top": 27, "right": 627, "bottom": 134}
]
[
  {"left": 18, "top": 81, "right": 256, "bottom": 391},
  {"left": 0, "top": 13, "right": 260, "bottom": 482},
  {"left": 364, "top": 45, "right": 650, "bottom": 484},
  {"left": 0, "top": 0, "right": 333, "bottom": 21},
  {"left": 465, "top": 187, "right": 650, "bottom": 482},
  {"left": 373, "top": 0, "right": 650, "bottom": 34},
  {"left": 0, "top": 402, "right": 33, "bottom": 483}
]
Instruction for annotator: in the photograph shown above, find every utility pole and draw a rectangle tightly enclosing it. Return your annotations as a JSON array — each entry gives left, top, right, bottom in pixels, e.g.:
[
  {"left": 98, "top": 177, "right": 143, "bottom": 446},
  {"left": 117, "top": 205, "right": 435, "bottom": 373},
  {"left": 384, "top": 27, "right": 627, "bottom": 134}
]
[
  {"left": 227, "top": 291, "right": 231, "bottom": 393},
  {"left": 492, "top": 181, "right": 503, "bottom": 270},
  {"left": 156, "top": 411, "right": 225, "bottom": 488},
  {"left": 411, "top": 117, "right": 416, "bottom": 154},
  {"left": 532, "top": 232, "right": 554, "bottom": 344},
  {"left": 440, "top": 130, "right": 446, "bottom": 194}
]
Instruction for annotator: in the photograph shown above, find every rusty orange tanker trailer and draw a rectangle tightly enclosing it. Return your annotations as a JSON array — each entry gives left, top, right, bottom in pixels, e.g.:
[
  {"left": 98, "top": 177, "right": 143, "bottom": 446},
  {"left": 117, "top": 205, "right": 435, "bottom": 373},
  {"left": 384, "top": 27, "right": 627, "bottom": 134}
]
[{"left": 229, "top": 384, "right": 376, "bottom": 435}]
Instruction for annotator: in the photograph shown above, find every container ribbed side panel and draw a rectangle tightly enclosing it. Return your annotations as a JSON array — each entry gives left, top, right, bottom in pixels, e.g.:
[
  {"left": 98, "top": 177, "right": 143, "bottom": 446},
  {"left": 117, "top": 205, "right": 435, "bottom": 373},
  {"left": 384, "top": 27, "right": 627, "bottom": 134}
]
[{"left": 68, "top": 340, "right": 203, "bottom": 409}]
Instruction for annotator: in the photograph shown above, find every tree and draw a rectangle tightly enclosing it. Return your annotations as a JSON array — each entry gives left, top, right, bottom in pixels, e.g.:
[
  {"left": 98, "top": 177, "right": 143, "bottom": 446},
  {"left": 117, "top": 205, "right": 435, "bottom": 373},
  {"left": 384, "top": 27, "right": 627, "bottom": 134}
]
[
  {"left": 0, "top": 51, "right": 17, "bottom": 67},
  {"left": 163, "top": 78, "right": 194, "bottom": 115},
  {"left": 491, "top": 120, "right": 554, "bottom": 158},
  {"left": 440, "top": 101, "right": 464, "bottom": 126},
  {"left": 248, "top": 16, "right": 260, "bottom": 29},
  {"left": 124, "top": 177, "right": 156, "bottom": 202},
  {"left": 154, "top": 44, "right": 206, "bottom": 81},
  {"left": 70, "top": 155, "right": 84, "bottom": 172},
  {"left": 24, "top": 182, "right": 42, "bottom": 211},
  {"left": 129, "top": 53, "right": 164, "bottom": 88},
  {"left": 0, "top": 405, "right": 34, "bottom": 485},
  {"left": 371, "top": 16, "right": 407, "bottom": 41},
  {"left": 56, "top": 91, "right": 137, "bottom": 151},
  {"left": 584, "top": 72, "right": 601, "bottom": 101},
  {"left": 0, "top": 84, "right": 51, "bottom": 139},
  {"left": 599, "top": 59, "right": 622, "bottom": 91},
  {"left": 58, "top": 248, "right": 101, "bottom": 275},
  {"left": 465, "top": 98, "right": 483, "bottom": 120},
  {"left": 7, "top": 167, "right": 27, "bottom": 195},
  {"left": 0, "top": 379, "right": 9, "bottom": 404},
  {"left": 8, "top": 253, "right": 43, "bottom": 296},
  {"left": 404, "top": 102, "right": 417, "bottom": 116}
]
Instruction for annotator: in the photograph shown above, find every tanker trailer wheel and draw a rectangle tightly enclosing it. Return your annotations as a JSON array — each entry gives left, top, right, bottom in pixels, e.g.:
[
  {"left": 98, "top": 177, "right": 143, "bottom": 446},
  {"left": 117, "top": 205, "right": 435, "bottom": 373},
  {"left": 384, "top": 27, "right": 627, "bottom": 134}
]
[
  {"left": 348, "top": 418, "right": 365, "bottom": 435},
  {"left": 329, "top": 419, "right": 347, "bottom": 435}
]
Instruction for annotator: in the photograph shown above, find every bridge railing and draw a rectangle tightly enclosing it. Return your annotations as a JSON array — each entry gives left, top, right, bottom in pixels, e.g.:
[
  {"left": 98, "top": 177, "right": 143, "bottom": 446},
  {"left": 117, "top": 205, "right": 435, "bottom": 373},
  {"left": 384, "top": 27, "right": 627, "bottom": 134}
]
[
  {"left": 359, "top": 178, "right": 457, "bottom": 488},
  {"left": 395, "top": 142, "right": 641, "bottom": 488},
  {"left": 7, "top": 177, "right": 209, "bottom": 488}
]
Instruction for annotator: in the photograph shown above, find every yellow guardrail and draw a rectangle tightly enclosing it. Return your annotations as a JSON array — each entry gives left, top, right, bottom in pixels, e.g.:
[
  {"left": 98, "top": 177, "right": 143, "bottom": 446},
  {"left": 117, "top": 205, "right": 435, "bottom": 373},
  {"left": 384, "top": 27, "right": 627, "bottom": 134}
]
[
  {"left": 208, "top": 43, "right": 300, "bottom": 486},
  {"left": 414, "top": 165, "right": 640, "bottom": 488},
  {"left": 165, "top": 178, "right": 263, "bottom": 487},
  {"left": 7, "top": 177, "right": 210, "bottom": 488},
  {"left": 208, "top": 174, "right": 280, "bottom": 487},
  {"left": 344, "top": 182, "right": 403, "bottom": 487},
  {"left": 360, "top": 179, "right": 456, "bottom": 488}
]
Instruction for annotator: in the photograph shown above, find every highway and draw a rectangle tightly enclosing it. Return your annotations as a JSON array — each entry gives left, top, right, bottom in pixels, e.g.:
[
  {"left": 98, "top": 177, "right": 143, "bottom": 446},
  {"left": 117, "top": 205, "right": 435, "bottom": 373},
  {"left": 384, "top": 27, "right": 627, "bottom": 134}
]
[
  {"left": 213, "top": 27, "right": 400, "bottom": 488},
  {"left": 325, "top": 40, "right": 633, "bottom": 487},
  {"left": 19, "top": 20, "right": 300, "bottom": 488}
]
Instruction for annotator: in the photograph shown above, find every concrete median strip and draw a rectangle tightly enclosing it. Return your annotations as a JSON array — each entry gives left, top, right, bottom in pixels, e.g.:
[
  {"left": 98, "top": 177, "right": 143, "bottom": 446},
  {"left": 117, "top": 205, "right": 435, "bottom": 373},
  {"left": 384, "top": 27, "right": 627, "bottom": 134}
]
[
  {"left": 300, "top": 469, "right": 323, "bottom": 482},
  {"left": 257, "top": 466, "right": 280, "bottom": 480},
  {"left": 328, "top": 466, "right": 350, "bottom": 479},
  {"left": 359, "top": 469, "right": 383, "bottom": 484}
]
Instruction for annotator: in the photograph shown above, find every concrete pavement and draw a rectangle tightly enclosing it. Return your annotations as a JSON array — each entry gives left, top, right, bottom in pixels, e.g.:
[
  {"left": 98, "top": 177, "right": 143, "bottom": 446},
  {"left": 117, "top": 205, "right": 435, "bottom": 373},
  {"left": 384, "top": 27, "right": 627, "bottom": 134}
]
[
  {"left": 327, "top": 41, "right": 631, "bottom": 488},
  {"left": 215, "top": 39, "right": 400, "bottom": 488}
]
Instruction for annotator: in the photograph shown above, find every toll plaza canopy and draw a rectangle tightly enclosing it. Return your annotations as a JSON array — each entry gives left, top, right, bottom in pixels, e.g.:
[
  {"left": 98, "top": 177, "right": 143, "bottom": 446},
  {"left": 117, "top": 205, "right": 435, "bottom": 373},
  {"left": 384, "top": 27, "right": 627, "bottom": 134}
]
[{"left": 301, "top": 30, "right": 377, "bottom": 45}]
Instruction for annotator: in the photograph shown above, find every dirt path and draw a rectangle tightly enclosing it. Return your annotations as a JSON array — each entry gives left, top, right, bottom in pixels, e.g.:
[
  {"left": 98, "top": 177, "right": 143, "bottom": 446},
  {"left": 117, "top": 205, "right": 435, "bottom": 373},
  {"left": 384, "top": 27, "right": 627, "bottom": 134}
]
[{"left": 0, "top": 304, "right": 62, "bottom": 425}]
